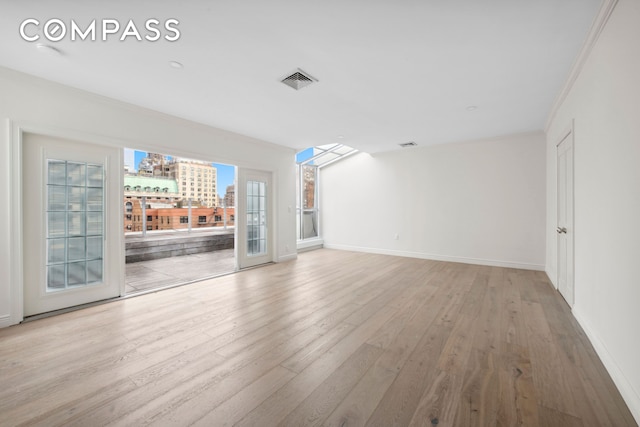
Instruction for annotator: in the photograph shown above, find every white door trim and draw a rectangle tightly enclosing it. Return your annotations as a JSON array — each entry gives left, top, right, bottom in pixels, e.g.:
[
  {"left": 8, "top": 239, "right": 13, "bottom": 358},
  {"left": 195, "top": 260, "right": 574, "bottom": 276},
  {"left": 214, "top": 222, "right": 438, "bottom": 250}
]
[
  {"left": 556, "top": 121, "right": 575, "bottom": 307},
  {"left": 8, "top": 120, "right": 25, "bottom": 325},
  {"left": 8, "top": 120, "right": 126, "bottom": 325},
  {"left": 237, "top": 168, "right": 274, "bottom": 269}
]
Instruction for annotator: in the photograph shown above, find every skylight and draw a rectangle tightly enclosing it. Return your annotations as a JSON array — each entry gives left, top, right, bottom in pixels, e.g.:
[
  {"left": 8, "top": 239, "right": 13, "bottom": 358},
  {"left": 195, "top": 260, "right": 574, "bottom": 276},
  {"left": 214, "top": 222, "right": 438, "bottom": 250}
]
[{"left": 295, "top": 143, "right": 358, "bottom": 167}]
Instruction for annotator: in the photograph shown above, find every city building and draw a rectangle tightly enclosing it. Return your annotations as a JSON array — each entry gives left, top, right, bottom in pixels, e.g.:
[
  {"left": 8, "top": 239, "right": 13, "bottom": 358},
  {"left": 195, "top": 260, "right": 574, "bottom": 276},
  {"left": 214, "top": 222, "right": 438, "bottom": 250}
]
[
  {"left": 127, "top": 200, "right": 234, "bottom": 232},
  {"left": 123, "top": 175, "right": 180, "bottom": 231},
  {"left": 223, "top": 184, "right": 235, "bottom": 207},
  {"left": 136, "top": 153, "right": 218, "bottom": 207},
  {"left": 164, "top": 159, "right": 218, "bottom": 208}
]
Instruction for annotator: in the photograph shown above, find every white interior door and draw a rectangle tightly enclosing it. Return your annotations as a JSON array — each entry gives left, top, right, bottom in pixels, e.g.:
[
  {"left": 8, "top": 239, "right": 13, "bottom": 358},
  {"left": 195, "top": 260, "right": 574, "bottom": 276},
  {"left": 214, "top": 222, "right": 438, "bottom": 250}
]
[
  {"left": 557, "top": 132, "right": 574, "bottom": 306},
  {"left": 23, "top": 133, "right": 122, "bottom": 316},
  {"left": 237, "top": 168, "right": 273, "bottom": 269}
]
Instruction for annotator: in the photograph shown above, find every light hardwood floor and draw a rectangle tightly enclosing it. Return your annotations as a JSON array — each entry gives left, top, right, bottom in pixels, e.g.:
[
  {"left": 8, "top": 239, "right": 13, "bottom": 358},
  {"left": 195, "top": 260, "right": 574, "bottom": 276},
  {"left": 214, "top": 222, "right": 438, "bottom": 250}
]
[{"left": 0, "top": 249, "right": 636, "bottom": 426}]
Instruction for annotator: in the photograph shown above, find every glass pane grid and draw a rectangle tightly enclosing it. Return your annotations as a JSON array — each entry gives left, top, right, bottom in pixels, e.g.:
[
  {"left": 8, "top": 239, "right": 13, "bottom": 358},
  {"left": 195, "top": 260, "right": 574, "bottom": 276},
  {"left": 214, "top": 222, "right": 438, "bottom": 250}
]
[
  {"left": 247, "top": 181, "right": 267, "bottom": 257},
  {"left": 295, "top": 144, "right": 358, "bottom": 167},
  {"left": 46, "top": 159, "right": 104, "bottom": 291}
]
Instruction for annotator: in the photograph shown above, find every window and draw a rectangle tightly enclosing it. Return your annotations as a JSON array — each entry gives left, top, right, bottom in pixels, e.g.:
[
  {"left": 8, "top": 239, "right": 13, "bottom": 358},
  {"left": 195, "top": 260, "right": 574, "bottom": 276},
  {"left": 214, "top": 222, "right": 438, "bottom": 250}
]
[
  {"left": 198, "top": 215, "right": 206, "bottom": 224},
  {"left": 126, "top": 214, "right": 132, "bottom": 220},
  {"left": 147, "top": 215, "right": 152, "bottom": 222},
  {"left": 298, "top": 164, "right": 319, "bottom": 240},
  {"left": 46, "top": 160, "right": 104, "bottom": 290},
  {"left": 125, "top": 202, "right": 132, "bottom": 213},
  {"left": 180, "top": 216, "right": 188, "bottom": 224},
  {"left": 295, "top": 144, "right": 357, "bottom": 242},
  {"left": 215, "top": 215, "right": 222, "bottom": 222},
  {"left": 147, "top": 225, "right": 152, "bottom": 231}
]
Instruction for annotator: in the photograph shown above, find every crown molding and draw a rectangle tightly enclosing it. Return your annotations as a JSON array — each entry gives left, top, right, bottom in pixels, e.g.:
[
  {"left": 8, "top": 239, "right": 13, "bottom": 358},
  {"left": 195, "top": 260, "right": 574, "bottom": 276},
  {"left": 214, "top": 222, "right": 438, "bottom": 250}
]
[{"left": 545, "top": 0, "right": 619, "bottom": 131}]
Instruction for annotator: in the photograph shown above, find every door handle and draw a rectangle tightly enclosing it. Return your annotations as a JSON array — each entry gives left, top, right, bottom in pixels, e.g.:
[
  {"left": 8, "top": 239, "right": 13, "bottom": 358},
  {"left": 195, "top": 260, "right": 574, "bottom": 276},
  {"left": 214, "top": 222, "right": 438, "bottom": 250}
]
[{"left": 557, "top": 227, "right": 567, "bottom": 234}]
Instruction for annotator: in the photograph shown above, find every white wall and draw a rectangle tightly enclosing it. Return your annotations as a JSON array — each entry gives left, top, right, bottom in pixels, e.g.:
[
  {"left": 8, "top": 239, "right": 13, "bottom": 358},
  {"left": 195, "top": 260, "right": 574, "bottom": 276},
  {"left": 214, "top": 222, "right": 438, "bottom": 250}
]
[
  {"left": 0, "top": 66, "right": 297, "bottom": 327},
  {"left": 321, "top": 132, "right": 546, "bottom": 270},
  {"left": 546, "top": 0, "right": 640, "bottom": 421}
]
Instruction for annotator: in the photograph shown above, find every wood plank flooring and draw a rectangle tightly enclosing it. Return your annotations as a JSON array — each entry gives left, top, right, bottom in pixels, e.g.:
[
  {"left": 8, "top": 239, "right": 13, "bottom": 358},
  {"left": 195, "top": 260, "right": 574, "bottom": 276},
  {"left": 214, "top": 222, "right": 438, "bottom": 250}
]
[{"left": 0, "top": 249, "right": 636, "bottom": 426}]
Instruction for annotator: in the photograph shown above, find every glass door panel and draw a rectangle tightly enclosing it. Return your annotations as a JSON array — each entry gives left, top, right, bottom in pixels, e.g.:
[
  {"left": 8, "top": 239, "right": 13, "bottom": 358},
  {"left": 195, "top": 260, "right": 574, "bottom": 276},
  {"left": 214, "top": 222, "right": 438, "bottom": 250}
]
[
  {"left": 46, "top": 160, "right": 104, "bottom": 291},
  {"left": 237, "top": 168, "right": 272, "bottom": 269},
  {"left": 22, "top": 133, "right": 122, "bottom": 317},
  {"left": 246, "top": 180, "right": 267, "bottom": 257}
]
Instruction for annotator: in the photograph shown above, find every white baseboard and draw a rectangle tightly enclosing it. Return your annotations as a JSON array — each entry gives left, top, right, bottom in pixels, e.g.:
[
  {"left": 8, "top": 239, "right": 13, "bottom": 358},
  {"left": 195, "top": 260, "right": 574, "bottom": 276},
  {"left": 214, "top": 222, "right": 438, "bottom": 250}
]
[
  {"left": 323, "top": 244, "right": 545, "bottom": 271},
  {"left": 276, "top": 253, "right": 298, "bottom": 263},
  {"left": 573, "top": 307, "right": 640, "bottom": 424},
  {"left": 0, "top": 314, "right": 13, "bottom": 329},
  {"left": 297, "top": 238, "right": 324, "bottom": 251}
]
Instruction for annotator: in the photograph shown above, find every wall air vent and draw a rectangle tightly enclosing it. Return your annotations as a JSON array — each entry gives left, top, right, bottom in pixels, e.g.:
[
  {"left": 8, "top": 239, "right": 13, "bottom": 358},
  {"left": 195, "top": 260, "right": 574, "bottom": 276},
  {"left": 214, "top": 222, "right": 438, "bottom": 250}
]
[
  {"left": 281, "top": 68, "right": 318, "bottom": 90},
  {"left": 399, "top": 141, "right": 417, "bottom": 148}
]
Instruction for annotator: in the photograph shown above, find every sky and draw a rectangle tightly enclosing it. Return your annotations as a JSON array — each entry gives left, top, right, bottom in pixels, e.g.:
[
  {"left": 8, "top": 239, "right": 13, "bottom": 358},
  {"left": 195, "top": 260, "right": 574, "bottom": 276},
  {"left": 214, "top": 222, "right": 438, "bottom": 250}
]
[
  {"left": 126, "top": 149, "right": 235, "bottom": 199},
  {"left": 296, "top": 147, "right": 314, "bottom": 163}
]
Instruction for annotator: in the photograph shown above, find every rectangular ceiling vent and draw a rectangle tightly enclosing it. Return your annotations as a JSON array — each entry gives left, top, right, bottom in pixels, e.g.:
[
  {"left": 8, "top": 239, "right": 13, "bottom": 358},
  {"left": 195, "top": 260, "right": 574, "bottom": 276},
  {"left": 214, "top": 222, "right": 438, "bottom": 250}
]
[
  {"left": 399, "top": 141, "right": 417, "bottom": 148},
  {"left": 281, "top": 68, "right": 318, "bottom": 90}
]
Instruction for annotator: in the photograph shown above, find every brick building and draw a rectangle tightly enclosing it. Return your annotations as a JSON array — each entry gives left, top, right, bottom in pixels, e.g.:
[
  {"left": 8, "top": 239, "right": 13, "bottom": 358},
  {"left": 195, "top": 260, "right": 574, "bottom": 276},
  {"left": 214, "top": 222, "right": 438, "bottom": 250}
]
[
  {"left": 124, "top": 175, "right": 180, "bottom": 232},
  {"left": 126, "top": 198, "right": 235, "bottom": 232}
]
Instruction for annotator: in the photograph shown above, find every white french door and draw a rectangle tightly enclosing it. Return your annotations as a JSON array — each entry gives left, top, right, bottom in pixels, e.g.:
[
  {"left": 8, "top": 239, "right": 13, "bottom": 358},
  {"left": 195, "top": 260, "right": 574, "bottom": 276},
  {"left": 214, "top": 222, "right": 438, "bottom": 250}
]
[
  {"left": 557, "top": 131, "right": 574, "bottom": 307},
  {"left": 23, "top": 133, "right": 122, "bottom": 316},
  {"left": 237, "top": 168, "right": 273, "bottom": 269}
]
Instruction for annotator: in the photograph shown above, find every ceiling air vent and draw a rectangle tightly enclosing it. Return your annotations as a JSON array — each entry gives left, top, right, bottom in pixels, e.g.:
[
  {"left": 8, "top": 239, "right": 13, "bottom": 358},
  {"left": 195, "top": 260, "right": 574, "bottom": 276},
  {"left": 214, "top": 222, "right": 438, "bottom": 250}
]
[
  {"left": 281, "top": 68, "right": 317, "bottom": 90},
  {"left": 399, "top": 141, "right": 417, "bottom": 148}
]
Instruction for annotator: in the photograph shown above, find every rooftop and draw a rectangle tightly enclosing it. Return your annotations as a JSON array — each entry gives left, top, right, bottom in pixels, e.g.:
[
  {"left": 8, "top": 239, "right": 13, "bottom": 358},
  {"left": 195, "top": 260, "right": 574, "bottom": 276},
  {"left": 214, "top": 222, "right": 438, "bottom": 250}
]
[{"left": 124, "top": 175, "right": 179, "bottom": 193}]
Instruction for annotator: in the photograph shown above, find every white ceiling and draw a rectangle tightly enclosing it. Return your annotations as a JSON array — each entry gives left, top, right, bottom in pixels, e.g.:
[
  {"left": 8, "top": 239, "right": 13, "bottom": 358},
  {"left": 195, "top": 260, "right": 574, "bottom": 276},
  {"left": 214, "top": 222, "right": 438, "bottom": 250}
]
[{"left": 0, "top": 0, "right": 601, "bottom": 153}]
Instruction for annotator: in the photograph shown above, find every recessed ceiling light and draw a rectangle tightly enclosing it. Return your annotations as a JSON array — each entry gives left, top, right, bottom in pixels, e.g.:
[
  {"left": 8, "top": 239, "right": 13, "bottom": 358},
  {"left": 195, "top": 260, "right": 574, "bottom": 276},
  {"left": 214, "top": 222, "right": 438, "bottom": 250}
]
[
  {"left": 168, "top": 61, "right": 183, "bottom": 69},
  {"left": 36, "top": 43, "right": 62, "bottom": 56},
  {"left": 466, "top": 105, "right": 478, "bottom": 111}
]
